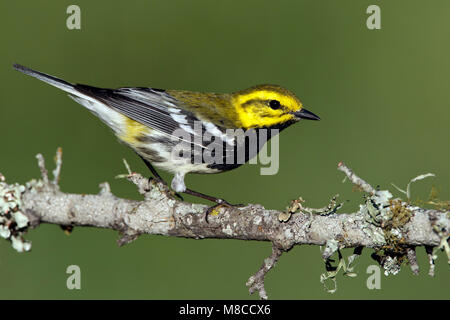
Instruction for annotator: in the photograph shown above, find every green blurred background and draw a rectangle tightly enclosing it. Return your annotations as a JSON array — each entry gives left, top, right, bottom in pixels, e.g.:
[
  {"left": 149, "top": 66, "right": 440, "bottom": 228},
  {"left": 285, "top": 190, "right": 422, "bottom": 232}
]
[{"left": 0, "top": 0, "right": 449, "bottom": 299}]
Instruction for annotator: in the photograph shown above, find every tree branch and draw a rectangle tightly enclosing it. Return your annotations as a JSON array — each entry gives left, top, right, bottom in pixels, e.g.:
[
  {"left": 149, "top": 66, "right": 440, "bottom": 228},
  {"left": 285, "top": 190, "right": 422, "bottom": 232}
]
[{"left": 0, "top": 149, "right": 448, "bottom": 299}]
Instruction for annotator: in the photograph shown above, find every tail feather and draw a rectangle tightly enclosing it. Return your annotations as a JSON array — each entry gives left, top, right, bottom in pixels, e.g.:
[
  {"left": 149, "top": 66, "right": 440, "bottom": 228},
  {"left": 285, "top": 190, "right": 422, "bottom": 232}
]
[
  {"left": 13, "top": 63, "right": 75, "bottom": 93},
  {"left": 14, "top": 63, "right": 131, "bottom": 134},
  {"left": 13, "top": 63, "right": 96, "bottom": 103}
]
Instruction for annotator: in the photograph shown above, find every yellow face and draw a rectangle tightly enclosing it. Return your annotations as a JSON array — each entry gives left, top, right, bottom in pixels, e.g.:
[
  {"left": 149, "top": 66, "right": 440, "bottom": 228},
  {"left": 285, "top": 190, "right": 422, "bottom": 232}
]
[{"left": 232, "top": 84, "right": 304, "bottom": 129}]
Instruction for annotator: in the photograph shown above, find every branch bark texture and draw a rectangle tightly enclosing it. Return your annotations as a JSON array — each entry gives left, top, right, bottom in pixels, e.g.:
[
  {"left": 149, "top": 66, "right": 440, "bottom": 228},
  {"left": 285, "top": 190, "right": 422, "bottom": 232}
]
[{"left": 0, "top": 150, "right": 448, "bottom": 299}]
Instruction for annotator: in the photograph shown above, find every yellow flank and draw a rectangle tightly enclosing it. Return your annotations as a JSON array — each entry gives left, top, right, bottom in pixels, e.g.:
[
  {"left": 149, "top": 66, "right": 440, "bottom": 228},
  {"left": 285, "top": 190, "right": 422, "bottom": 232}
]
[{"left": 120, "top": 115, "right": 150, "bottom": 144}]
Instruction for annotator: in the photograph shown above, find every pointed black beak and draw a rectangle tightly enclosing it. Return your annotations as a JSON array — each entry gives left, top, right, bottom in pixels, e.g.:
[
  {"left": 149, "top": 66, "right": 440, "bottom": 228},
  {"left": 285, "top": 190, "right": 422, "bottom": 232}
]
[{"left": 293, "top": 108, "right": 320, "bottom": 121}]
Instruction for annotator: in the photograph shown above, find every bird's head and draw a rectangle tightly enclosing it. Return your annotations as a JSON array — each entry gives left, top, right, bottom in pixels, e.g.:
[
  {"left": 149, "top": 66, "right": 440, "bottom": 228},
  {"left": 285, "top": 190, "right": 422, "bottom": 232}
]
[{"left": 231, "top": 84, "right": 320, "bottom": 129}]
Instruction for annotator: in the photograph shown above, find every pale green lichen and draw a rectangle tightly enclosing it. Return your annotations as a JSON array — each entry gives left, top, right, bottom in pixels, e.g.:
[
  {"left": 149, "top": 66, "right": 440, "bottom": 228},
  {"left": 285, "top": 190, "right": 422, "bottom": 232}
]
[
  {"left": 0, "top": 225, "right": 11, "bottom": 238},
  {"left": 361, "top": 225, "right": 386, "bottom": 246},
  {"left": 364, "top": 190, "right": 394, "bottom": 226},
  {"left": 322, "top": 239, "right": 339, "bottom": 259},
  {"left": 318, "top": 187, "right": 405, "bottom": 293},
  {"left": 361, "top": 185, "right": 421, "bottom": 276},
  {"left": 0, "top": 174, "right": 31, "bottom": 252},
  {"left": 11, "top": 235, "right": 31, "bottom": 252},
  {"left": 320, "top": 247, "right": 361, "bottom": 294},
  {"left": 430, "top": 213, "right": 450, "bottom": 266},
  {"left": 13, "top": 210, "right": 29, "bottom": 229},
  {"left": 381, "top": 256, "right": 401, "bottom": 276},
  {"left": 359, "top": 194, "right": 389, "bottom": 246},
  {"left": 358, "top": 188, "right": 415, "bottom": 276}
]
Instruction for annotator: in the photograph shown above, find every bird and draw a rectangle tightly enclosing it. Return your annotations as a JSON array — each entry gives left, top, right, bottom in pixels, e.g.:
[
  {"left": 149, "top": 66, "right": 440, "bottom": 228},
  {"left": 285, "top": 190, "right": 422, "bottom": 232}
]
[{"left": 13, "top": 63, "right": 320, "bottom": 205}]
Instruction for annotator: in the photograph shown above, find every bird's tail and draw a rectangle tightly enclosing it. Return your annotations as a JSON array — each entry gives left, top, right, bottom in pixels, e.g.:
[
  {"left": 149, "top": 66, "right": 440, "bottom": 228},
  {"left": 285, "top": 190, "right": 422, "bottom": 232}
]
[
  {"left": 13, "top": 63, "right": 96, "bottom": 103},
  {"left": 13, "top": 63, "right": 128, "bottom": 135}
]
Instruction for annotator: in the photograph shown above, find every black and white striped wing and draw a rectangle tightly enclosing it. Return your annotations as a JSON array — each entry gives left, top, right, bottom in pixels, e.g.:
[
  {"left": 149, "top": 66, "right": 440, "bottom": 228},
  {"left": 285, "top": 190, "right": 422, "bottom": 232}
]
[
  {"left": 75, "top": 85, "right": 190, "bottom": 137},
  {"left": 74, "top": 85, "right": 233, "bottom": 150}
]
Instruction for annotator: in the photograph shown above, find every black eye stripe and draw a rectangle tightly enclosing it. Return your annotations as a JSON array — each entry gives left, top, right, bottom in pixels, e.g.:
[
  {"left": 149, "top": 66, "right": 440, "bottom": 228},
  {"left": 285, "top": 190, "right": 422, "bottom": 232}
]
[
  {"left": 240, "top": 98, "right": 283, "bottom": 110},
  {"left": 269, "top": 100, "right": 281, "bottom": 109}
]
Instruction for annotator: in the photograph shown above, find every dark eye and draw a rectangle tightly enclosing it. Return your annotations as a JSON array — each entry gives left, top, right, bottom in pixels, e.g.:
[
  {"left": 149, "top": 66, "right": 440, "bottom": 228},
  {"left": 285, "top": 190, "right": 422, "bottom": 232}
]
[{"left": 269, "top": 100, "right": 281, "bottom": 110}]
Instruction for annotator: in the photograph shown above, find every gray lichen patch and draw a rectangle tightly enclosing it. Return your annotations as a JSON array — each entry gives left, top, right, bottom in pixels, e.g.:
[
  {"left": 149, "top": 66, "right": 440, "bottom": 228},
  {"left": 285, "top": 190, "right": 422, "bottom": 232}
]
[
  {"left": 222, "top": 224, "right": 234, "bottom": 236},
  {"left": 430, "top": 211, "right": 450, "bottom": 265},
  {"left": 363, "top": 190, "right": 394, "bottom": 226},
  {"left": 359, "top": 189, "right": 415, "bottom": 275},
  {"left": 0, "top": 174, "right": 31, "bottom": 252},
  {"left": 381, "top": 256, "right": 401, "bottom": 276},
  {"left": 322, "top": 239, "right": 339, "bottom": 260}
]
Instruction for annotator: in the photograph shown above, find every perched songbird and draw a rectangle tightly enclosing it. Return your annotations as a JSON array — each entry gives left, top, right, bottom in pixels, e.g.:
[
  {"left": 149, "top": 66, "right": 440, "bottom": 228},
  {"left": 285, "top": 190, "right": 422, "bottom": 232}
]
[{"left": 13, "top": 63, "right": 320, "bottom": 204}]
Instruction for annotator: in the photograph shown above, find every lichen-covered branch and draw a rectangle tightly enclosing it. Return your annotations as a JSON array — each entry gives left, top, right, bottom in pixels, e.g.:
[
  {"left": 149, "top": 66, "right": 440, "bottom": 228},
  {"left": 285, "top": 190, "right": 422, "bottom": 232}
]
[{"left": 0, "top": 150, "right": 448, "bottom": 299}]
